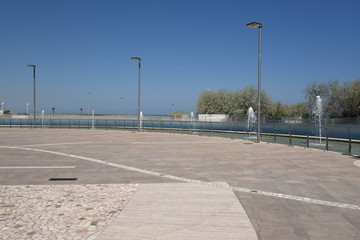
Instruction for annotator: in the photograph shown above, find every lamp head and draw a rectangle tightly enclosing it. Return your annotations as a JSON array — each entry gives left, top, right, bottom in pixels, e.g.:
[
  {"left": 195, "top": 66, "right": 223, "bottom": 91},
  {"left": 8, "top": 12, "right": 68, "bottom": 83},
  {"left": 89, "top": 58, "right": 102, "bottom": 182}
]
[
  {"left": 27, "top": 65, "right": 36, "bottom": 68},
  {"left": 131, "top": 57, "right": 141, "bottom": 61},
  {"left": 246, "top": 22, "right": 262, "bottom": 28}
]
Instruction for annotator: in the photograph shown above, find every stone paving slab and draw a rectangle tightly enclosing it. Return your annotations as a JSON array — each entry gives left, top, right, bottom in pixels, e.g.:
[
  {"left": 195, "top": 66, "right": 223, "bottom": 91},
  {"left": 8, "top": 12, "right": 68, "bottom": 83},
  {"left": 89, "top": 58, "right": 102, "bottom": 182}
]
[{"left": 97, "top": 182, "right": 257, "bottom": 240}]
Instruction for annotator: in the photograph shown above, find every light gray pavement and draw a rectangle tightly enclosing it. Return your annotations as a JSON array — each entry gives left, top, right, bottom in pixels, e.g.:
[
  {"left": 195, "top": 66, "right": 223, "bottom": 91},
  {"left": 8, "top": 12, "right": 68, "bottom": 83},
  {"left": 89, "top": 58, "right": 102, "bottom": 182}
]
[
  {"left": 97, "top": 182, "right": 257, "bottom": 240},
  {"left": 0, "top": 128, "right": 360, "bottom": 239}
]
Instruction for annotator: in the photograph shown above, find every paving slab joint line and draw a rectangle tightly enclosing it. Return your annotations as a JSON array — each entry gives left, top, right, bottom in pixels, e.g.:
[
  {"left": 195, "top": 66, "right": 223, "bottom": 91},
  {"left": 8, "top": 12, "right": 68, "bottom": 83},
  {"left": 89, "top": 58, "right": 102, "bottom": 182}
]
[{"left": 1, "top": 145, "right": 360, "bottom": 211}]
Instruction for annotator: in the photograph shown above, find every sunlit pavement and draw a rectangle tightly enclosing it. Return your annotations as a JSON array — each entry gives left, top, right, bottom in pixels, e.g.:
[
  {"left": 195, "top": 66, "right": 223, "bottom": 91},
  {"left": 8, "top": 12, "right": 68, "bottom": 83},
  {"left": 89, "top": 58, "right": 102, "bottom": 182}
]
[{"left": 0, "top": 128, "right": 359, "bottom": 240}]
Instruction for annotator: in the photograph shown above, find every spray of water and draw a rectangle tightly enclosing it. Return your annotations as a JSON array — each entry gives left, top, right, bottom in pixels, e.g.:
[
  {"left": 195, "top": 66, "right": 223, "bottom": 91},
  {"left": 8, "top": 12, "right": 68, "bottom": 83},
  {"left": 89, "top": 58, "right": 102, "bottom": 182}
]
[
  {"left": 247, "top": 107, "right": 257, "bottom": 132},
  {"left": 190, "top": 112, "right": 195, "bottom": 130},
  {"left": 140, "top": 111, "right": 144, "bottom": 131},
  {"left": 314, "top": 96, "right": 323, "bottom": 143}
]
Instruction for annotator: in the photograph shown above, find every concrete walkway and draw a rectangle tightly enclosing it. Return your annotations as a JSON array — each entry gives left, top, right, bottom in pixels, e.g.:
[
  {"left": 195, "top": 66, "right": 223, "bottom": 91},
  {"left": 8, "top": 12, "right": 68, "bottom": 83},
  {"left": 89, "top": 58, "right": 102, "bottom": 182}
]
[{"left": 97, "top": 183, "right": 258, "bottom": 240}]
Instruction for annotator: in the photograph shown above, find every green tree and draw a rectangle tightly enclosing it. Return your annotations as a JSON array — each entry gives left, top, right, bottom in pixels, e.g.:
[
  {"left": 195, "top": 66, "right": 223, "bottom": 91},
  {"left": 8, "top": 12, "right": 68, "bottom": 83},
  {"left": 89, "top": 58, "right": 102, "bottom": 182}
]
[
  {"left": 196, "top": 86, "right": 273, "bottom": 117},
  {"left": 288, "top": 103, "right": 307, "bottom": 117},
  {"left": 196, "top": 90, "right": 220, "bottom": 114},
  {"left": 304, "top": 80, "right": 360, "bottom": 118},
  {"left": 343, "top": 80, "right": 360, "bottom": 117},
  {"left": 273, "top": 102, "right": 289, "bottom": 117}
]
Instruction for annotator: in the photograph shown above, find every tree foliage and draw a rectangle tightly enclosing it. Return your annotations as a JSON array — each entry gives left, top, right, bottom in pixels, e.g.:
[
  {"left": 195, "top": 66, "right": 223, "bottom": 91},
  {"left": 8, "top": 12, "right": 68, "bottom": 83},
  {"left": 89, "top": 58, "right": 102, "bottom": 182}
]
[
  {"left": 304, "top": 80, "right": 360, "bottom": 117},
  {"left": 272, "top": 102, "right": 307, "bottom": 118},
  {"left": 196, "top": 79, "right": 360, "bottom": 118},
  {"left": 196, "top": 87, "right": 273, "bottom": 117}
]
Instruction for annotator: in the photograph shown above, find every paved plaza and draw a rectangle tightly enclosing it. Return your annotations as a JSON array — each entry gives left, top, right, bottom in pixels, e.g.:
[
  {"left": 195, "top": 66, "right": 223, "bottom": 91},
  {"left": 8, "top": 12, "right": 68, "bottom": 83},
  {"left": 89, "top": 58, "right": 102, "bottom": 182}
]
[{"left": 0, "top": 128, "right": 359, "bottom": 239}]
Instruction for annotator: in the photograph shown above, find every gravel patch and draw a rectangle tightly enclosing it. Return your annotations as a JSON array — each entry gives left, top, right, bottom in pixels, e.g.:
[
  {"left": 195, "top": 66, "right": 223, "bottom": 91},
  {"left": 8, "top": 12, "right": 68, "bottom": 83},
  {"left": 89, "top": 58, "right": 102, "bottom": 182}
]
[{"left": 0, "top": 184, "right": 137, "bottom": 240}]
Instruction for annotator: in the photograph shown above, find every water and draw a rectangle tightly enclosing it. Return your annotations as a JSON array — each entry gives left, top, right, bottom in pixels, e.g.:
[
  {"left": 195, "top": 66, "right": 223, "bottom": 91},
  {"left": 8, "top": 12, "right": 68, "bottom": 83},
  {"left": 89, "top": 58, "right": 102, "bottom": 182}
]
[
  {"left": 91, "top": 110, "right": 95, "bottom": 129},
  {"left": 314, "top": 96, "right": 323, "bottom": 144},
  {"left": 140, "top": 111, "right": 144, "bottom": 131},
  {"left": 41, "top": 110, "right": 45, "bottom": 127},
  {"left": 190, "top": 112, "right": 196, "bottom": 130},
  {"left": 247, "top": 107, "right": 256, "bottom": 132}
]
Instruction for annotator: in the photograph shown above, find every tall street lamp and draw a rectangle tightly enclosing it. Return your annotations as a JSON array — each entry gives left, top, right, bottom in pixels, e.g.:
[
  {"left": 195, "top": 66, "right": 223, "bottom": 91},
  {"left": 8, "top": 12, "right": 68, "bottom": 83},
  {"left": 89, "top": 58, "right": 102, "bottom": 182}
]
[
  {"left": 246, "top": 22, "right": 262, "bottom": 143},
  {"left": 27, "top": 65, "right": 36, "bottom": 128},
  {"left": 131, "top": 57, "right": 141, "bottom": 132}
]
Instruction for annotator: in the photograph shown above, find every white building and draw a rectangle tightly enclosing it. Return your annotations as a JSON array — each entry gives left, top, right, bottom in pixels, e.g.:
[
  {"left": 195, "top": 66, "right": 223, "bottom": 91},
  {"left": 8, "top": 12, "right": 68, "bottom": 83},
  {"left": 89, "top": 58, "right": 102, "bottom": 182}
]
[{"left": 198, "top": 114, "right": 229, "bottom": 122}]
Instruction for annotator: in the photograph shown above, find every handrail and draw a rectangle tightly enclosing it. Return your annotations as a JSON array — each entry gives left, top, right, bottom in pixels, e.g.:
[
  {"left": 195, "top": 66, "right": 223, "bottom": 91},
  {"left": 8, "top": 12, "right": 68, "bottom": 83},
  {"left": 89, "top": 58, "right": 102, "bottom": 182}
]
[{"left": 1, "top": 117, "right": 359, "bottom": 155}]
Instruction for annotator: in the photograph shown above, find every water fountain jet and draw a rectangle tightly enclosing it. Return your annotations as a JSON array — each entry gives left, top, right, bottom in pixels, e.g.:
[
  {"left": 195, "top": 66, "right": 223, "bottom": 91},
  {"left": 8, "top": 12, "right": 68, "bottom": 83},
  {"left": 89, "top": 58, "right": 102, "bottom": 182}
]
[
  {"left": 140, "top": 111, "right": 144, "bottom": 131},
  {"left": 247, "top": 107, "right": 257, "bottom": 132},
  {"left": 247, "top": 107, "right": 257, "bottom": 139},
  {"left": 314, "top": 96, "right": 323, "bottom": 144}
]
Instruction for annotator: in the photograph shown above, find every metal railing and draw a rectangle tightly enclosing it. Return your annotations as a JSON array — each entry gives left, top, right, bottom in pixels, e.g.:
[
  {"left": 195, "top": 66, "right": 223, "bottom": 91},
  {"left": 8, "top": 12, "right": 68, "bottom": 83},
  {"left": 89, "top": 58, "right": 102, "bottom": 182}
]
[{"left": 1, "top": 117, "right": 359, "bottom": 156}]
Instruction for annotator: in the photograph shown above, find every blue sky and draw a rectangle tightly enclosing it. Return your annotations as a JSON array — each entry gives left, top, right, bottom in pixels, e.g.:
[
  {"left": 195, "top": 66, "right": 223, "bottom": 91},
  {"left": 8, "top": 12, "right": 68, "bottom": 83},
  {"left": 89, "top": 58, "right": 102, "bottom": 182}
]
[{"left": 1, "top": 0, "right": 359, "bottom": 115}]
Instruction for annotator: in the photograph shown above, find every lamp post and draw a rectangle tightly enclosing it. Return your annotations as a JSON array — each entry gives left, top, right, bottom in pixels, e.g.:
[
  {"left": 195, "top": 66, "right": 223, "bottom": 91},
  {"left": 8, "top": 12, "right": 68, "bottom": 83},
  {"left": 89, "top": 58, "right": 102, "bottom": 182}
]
[
  {"left": 246, "top": 22, "right": 262, "bottom": 143},
  {"left": 131, "top": 57, "right": 141, "bottom": 131},
  {"left": 26, "top": 102, "right": 29, "bottom": 115},
  {"left": 27, "top": 65, "right": 36, "bottom": 128}
]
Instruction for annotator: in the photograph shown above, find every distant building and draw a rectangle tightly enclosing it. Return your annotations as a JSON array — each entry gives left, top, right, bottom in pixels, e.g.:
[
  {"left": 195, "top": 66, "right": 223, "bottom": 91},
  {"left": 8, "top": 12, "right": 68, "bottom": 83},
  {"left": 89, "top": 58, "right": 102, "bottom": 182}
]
[
  {"left": 169, "top": 111, "right": 190, "bottom": 120},
  {"left": 198, "top": 114, "right": 229, "bottom": 122}
]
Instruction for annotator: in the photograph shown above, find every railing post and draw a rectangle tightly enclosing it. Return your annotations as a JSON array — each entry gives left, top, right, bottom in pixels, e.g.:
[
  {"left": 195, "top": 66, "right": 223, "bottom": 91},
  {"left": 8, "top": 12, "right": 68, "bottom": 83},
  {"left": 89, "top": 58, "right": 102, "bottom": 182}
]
[
  {"left": 288, "top": 125, "right": 292, "bottom": 146},
  {"left": 247, "top": 124, "right": 250, "bottom": 139},
  {"left": 325, "top": 127, "right": 329, "bottom": 151},
  {"left": 306, "top": 126, "right": 309, "bottom": 148},
  {"left": 348, "top": 128, "right": 352, "bottom": 155},
  {"left": 273, "top": 125, "right": 276, "bottom": 143}
]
